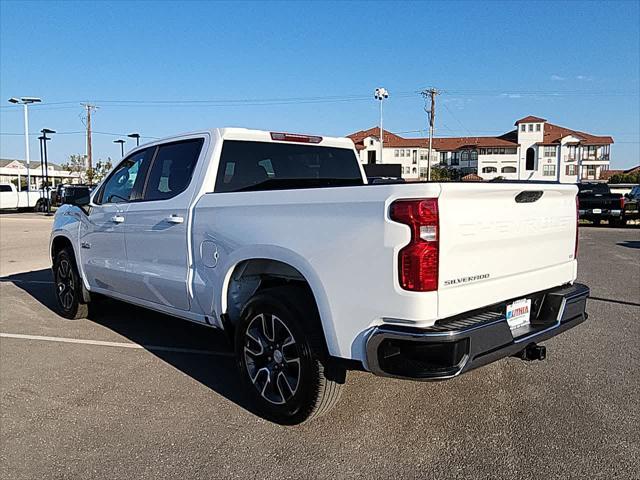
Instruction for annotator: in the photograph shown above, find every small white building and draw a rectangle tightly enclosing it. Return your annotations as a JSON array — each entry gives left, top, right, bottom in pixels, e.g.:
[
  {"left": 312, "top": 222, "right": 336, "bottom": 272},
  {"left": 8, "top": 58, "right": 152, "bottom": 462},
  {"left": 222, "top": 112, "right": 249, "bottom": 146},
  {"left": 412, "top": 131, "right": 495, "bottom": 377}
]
[
  {"left": 0, "top": 159, "right": 82, "bottom": 190},
  {"left": 348, "top": 115, "right": 613, "bottom": 182}
]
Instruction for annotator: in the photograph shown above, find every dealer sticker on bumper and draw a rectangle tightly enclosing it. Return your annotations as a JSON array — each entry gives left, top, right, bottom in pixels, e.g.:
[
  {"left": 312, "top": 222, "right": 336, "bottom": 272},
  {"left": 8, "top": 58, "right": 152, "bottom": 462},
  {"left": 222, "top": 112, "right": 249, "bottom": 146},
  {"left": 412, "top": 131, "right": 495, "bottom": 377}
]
[{"left": 506, "top": 298, "right": 532, "bottom": 330}]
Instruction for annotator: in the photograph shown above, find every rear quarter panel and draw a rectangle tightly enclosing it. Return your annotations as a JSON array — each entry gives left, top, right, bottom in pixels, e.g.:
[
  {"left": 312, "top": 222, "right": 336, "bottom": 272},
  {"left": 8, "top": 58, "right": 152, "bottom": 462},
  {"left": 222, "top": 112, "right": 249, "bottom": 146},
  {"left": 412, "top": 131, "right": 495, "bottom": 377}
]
[{"left": 191, "top": 183, "right": 442, "bottom": 361}]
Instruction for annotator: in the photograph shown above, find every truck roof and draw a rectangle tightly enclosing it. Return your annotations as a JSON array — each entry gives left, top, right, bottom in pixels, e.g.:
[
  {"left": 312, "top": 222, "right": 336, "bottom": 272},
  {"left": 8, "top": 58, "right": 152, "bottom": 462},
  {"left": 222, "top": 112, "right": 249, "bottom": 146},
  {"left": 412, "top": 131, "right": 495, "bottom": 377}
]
[{"left": 136, "top": 128, "right": 355, "bottom": 151}]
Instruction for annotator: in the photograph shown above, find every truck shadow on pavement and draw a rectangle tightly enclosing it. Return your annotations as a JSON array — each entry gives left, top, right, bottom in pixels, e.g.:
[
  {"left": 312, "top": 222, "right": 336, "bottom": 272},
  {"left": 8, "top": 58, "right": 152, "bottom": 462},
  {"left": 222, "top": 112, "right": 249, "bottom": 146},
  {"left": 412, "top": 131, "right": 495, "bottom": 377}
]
[
  {"left": 617, "top": 240, "right": 640, "bottom": 249},
  {"left": 1, "top": 269, "right": 263, "bottom": 419}
]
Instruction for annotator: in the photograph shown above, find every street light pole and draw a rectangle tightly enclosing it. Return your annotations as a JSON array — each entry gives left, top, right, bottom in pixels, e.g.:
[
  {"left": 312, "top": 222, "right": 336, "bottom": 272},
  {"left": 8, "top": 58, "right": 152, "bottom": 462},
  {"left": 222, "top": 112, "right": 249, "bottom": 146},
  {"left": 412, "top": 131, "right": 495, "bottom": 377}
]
[
  {"left": 114, "top": 139, "right": 126, "bottom": 157},
  {"left": 374, "top": 88, "right": 389, "bottom": 164},
  {"left": 38, "top": 136, "right": 45, "bottom": 207},
  {"left": 8, "top": 97, "right": 41, "bottom": 203},
  {"left": 127, "top": 133, "right": 140, "bottom": 147},
  {"left": 41, "top": 129, "right": 56, "bottom": 216}
]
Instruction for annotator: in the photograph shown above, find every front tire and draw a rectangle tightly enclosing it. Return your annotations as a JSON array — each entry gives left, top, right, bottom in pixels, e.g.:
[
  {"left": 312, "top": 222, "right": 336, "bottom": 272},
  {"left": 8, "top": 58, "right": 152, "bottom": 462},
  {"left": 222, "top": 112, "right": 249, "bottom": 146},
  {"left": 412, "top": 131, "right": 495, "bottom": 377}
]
[
  {"left": 53, "top": 248, "right": 89, "bottom": 319},
  {"left": 235, "top": 286, "right": 344, "bottom": 425}
]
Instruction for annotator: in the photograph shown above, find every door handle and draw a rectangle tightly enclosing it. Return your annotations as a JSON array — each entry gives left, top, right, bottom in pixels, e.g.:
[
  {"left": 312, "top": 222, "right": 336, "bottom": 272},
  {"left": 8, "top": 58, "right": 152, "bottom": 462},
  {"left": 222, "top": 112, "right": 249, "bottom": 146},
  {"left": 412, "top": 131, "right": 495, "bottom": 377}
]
[
  {"left": 111, "top": 215, "right": 125, "bottom": 224},
  {"left": 166, "top": 214, "right": 184, "bottom": 224}
]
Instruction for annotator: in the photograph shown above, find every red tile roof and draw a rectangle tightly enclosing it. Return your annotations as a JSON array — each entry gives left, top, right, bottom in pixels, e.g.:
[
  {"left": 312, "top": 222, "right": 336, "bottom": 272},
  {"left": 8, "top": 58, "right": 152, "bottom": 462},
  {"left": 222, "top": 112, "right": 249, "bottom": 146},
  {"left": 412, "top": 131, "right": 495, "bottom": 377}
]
[
  {"left": 514, "top": 115, "right": 547, "bottom": 124},
  {"left": 462, "top": 173, "right": 483, "bottom": 182},
  {"left": 348, "top": 127, "right": 518, "bottom": 151},
  {"left": 542, "top": 122, "right": 614, "bottom": 145},
  {"left": 347, "top": 118, "right": 613, "bottom": 153}
]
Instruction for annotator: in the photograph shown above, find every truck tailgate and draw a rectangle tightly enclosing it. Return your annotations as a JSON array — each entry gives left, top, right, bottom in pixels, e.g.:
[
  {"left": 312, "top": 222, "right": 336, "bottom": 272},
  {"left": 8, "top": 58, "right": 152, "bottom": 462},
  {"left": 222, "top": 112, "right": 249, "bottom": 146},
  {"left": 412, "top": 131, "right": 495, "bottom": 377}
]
[{"left": 437, "top": 183, "right": 578, "bottom": 319}]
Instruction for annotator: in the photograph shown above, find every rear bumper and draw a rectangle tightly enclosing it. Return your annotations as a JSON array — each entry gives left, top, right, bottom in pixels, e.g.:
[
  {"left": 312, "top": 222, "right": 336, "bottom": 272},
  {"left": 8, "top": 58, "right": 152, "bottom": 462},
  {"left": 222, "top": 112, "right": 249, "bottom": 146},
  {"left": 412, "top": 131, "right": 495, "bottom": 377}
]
[
  {"left": 365, "top": 283, "right": 589, "bottom": 380},
  {"left": 579, "top": 208, "right": 622, "bottom": 219}
]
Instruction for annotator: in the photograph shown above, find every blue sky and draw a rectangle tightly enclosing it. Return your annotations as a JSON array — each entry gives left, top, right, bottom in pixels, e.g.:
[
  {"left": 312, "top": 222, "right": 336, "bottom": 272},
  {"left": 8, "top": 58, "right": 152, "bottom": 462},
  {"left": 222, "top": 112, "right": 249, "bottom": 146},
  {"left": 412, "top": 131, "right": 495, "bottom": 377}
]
[{"left": 1, "top": 0, "right": 638, "bottom": 168}]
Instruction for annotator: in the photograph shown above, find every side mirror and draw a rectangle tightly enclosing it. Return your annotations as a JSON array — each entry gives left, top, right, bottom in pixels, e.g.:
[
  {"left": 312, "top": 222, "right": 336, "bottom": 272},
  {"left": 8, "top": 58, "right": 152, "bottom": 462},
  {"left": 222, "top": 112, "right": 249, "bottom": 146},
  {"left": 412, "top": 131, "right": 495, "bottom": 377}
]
[
  {"left": 62, "top": 189, "right": 91, "bottom": 207},
  {"left": 71, "top": 194, "right": 90, "bottom": 207}
]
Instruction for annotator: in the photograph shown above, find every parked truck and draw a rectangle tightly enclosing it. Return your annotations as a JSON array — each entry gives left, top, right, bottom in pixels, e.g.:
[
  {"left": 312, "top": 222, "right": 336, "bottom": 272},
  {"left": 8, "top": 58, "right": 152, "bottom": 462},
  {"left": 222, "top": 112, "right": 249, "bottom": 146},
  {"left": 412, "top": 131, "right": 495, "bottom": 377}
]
[
  {"left": 50, "top": 128, "right": 589, "bottom": 424},
  {"left": 0, "top": 183, "right": 48, "bottom": 211},
  {"left": 577, "top": 182, "right": 626, "bottom": 226}
]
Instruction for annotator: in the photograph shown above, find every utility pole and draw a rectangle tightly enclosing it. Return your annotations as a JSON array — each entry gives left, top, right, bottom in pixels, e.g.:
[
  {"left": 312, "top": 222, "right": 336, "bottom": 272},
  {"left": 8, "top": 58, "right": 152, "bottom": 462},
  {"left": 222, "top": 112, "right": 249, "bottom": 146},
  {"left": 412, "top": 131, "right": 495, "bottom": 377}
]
[
  {"left": 82, "top": 104, "right": 98, "bottom": 183},
  {"left": 420, "top": 88, "right": 439, "bottom": 181}
]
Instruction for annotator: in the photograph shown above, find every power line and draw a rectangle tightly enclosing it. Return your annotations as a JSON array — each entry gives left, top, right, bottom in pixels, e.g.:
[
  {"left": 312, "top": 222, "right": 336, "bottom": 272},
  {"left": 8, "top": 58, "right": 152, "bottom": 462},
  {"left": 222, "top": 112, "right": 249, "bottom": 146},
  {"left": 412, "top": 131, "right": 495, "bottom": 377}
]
[{"left": 441, "top": 101, "right": 473, "bottom": 137}]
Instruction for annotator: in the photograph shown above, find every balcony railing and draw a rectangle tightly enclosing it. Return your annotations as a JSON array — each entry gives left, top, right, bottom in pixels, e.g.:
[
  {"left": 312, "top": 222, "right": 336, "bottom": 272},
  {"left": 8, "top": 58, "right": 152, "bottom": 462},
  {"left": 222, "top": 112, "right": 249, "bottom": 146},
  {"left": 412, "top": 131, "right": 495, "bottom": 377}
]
[{"left": 581, "top": 154, "right": 609, "bottom": 162}]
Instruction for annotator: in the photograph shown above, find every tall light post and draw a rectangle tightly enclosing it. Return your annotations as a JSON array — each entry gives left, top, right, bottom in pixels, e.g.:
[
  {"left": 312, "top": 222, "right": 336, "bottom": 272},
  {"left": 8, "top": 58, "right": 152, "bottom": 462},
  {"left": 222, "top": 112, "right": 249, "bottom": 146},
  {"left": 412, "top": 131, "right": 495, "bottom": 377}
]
[
  {"left": 374, "top": 88, "right": 389, "bottom": 164},
  {"left": 114, "top": 139, "right": 126, "bottom": 157},
  {"left": 41, "top": 128, "right": 55, "bottom": 216},
  {"left": 8, "top": 97, "right": 41, "bottom": 203},
  {"left": 127, "top": 132, "right": 140, "bottom": 147},
  {"left": 38, "top": 135, "right": 46, "bottom": 207}
]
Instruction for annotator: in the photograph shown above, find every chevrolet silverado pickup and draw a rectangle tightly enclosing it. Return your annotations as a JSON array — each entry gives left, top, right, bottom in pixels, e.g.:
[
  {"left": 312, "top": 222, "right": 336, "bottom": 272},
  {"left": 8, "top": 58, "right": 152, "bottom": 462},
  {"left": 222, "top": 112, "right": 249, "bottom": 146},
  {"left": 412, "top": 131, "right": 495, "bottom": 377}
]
[{"left": 50, "top": 128, "right": 589, "bottom": 424}]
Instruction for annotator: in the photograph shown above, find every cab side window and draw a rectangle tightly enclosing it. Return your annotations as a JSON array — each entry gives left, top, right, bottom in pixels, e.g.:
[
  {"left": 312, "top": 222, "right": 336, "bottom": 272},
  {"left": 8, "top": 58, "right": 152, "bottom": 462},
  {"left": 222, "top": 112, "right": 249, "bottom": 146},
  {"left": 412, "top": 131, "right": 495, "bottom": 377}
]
[
  {"left": 97, "top": 149, "right": 149, "bottom": 204},
  {"left": 142, "top": 138, "right": 203, "bottom": 201}
]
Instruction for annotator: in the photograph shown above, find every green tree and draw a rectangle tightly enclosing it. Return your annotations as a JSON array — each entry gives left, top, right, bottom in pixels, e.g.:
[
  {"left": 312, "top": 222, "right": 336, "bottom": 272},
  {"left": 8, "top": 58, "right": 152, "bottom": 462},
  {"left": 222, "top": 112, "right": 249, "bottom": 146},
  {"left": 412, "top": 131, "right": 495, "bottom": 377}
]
[
  {"left": 61, "top": 154, "right": 88, "bottom": 183},
  {"left": 92, "top": 158, "right": 113, "bottom": 183},
  {"left": 609, "top": 172, "right": 640, "bottom": 184}
]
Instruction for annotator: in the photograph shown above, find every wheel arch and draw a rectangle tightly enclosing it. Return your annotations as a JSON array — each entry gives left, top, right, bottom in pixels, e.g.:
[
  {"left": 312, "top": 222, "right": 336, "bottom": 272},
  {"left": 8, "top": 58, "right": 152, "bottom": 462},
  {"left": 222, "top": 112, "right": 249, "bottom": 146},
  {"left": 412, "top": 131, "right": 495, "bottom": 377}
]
[
  {"left": 220, "top": 249, "right": 339, "bottom": 357},
  {"left": 51, "top": 234, "right": 75, "bottom": 263}
]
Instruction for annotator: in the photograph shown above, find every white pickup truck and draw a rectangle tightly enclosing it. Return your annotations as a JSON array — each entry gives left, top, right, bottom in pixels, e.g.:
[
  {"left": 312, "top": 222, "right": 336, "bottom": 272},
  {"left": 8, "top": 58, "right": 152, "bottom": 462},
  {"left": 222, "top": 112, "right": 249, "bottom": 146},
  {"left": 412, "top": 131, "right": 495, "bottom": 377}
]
[
  {"left": 50, "top": 128, "right": 589, "bottom": 424},
  {"left": 0, "top": 183, "right": 48, "bottom": 211}
]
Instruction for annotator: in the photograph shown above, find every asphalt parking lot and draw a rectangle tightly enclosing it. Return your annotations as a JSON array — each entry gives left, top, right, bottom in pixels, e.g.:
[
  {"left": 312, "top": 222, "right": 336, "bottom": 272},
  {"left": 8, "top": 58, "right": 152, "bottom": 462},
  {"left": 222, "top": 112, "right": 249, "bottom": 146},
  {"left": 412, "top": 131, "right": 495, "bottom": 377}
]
[{"left": 1, "top": 213, "right": 639, "bottom": 480}]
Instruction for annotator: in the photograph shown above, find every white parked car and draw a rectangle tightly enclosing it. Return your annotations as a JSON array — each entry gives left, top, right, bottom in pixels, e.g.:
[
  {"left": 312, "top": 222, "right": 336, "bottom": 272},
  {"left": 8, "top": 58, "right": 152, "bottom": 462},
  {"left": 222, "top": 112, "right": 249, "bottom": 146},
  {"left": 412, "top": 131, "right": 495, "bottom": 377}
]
[
  {"left": 0, "top": 183, "right": 48, "bottom": 211},
  {"left": 50, "top": 128, "right": 589, "bottom": 424}
]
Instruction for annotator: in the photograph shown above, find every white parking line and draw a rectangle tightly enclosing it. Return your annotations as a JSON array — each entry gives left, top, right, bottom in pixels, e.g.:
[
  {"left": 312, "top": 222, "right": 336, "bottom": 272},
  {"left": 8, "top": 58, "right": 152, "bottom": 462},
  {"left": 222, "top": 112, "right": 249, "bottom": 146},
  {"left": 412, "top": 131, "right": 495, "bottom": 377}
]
[{"left": 0, "top": 332, "right": 233, "bottom": 357}]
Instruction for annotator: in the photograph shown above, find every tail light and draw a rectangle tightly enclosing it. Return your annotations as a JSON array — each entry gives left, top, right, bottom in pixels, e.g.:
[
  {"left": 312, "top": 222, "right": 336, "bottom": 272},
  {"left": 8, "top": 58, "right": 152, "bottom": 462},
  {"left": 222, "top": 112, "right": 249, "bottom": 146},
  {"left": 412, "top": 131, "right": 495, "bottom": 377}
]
[
  {"left": 619, "top": 196, "right": 626, "bottom": 209},
  {"left": 390, "top": 199, "right": 439, "bottom": 291},
  {"left": 574, "top": 195, "right": 579, "bottom": 259}
]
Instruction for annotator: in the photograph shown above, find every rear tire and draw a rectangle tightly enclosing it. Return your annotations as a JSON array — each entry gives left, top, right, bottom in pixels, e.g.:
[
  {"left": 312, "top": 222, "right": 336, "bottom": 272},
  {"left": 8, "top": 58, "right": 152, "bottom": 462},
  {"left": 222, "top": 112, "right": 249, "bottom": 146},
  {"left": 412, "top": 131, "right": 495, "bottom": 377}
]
[
  {"left": 610, "top": 218, "right": 626, "bottom": 227},
  {"left": 53, "top": 247, "right": 89, "bottom": 319},
  {"left": 235, "top": 286, "right": 344, "bottom": 425}
]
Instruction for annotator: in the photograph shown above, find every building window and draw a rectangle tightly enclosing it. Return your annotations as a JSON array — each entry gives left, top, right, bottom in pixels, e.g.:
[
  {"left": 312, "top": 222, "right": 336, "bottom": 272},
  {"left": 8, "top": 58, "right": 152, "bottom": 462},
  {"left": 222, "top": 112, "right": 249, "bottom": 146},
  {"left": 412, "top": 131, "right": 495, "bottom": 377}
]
[
  {"left": 486, "top": 148, "right": 493, "bottom": 155},
  {"left": 471, "top": 150, "right": 478, "bottom": 161},
  {"left": 521, "top": 124, "right": 526, "bottom": 132},
  {"left": 566, "top": 164, "right": 577, "bottom": 175},
  {"left": 528, "top": 124, "right": 533, "bottom": 132},
  {"left": 482, "top": 166, "right": 498, "bottom": 173},
  {"left": 506, "top": 148, "right": 517, "bottom": 154},
  {"left": 394, "top": 149, "right": 399, "bottom": 157},
  {"left": 479, "top": 148, "right": 486, "bottom": 155},
  {"left": 450, "top": 152, "right": 459, "bottom": 166},
  {"left": 440, "top": 152, "right": 447, "bottom": 163},
  {"left": 544, "top": 146, "right": 557, "bottom": 157},
  {"left": 369, "top": 140, "right": 374, "bottom": 146},
  {"left": 412, "top": 167, "right": 417, "bottom": 174},
  {"left": 405, "top": 149, "right": 410, "bottom": 157},
  {"left": 461, "top": 151, "right": 469, "bottom": 161},
  {"left": 499, "top": 148, "right": 505, "bottom": 154},
  {"left": 543, "top": 165, "right": 556, "bottom": 176},
  {"left": 400, "top": 149, "right": 404, "bottom": 157},
  {"left": 501, "top": 166, "right": 517, "bottom": 173},
  {"left": 536, "top": 124, "right": 541, "bottom": 132}
]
